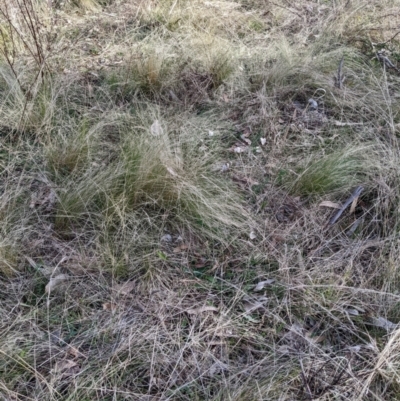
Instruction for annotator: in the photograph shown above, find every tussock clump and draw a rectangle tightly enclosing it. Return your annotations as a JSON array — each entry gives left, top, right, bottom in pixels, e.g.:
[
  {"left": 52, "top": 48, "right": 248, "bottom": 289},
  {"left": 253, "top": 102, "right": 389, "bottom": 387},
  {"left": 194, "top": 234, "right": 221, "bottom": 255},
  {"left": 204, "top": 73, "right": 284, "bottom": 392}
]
[
  {"left": 290, "top": 147, "right": 369, "bottom": 197},
  {"left": 45, "top": 121, "right": 92, "bottom": 179},
  {"left": 122, "top": 45, "right": 181, "bottom": 97},
  {"left": 55, "top": 109, "right": 248, "bottom": 240},
  {"left": 108, "top": 34, "right": 238, "bottom": 104}
]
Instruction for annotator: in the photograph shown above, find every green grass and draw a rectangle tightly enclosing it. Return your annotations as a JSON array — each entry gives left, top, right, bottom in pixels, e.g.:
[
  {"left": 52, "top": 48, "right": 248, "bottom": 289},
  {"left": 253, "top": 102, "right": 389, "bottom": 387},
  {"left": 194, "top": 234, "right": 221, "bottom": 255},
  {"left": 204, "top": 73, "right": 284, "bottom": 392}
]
[{"left": 290, "top": 147, "right": 368, "bottom": 196}]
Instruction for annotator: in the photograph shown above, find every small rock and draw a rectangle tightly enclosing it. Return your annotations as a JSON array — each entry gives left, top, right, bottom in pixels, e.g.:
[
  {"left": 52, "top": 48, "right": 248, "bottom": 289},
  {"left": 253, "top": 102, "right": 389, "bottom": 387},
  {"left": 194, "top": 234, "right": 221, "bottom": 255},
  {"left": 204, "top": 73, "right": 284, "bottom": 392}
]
[
  {"left": 220, "top": 163, "right": 230, "bottom": 172},
  {"left": 308, "top": 98, "right": 318, "bottom": 110},
  {"left": 161, "top": 234, "right": 172, "bottom": 243}
]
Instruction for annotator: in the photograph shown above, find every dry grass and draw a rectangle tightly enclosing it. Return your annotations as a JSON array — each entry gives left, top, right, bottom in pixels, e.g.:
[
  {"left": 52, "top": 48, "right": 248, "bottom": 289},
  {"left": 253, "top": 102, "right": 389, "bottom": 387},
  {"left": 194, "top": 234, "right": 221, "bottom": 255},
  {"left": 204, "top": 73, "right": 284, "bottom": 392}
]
[{"left": 1, "top": 0, "right": 400, "bottom": 400}]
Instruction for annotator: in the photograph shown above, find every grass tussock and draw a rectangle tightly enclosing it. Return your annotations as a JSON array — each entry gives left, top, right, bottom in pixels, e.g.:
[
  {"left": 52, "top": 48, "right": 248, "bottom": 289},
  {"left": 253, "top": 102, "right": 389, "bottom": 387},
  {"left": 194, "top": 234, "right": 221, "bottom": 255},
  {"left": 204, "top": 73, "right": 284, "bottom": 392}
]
[
  {"left": 54, "top": 109, "right": 248, "bottom": 240},
  {"left": 290, "top": 147, "right": 370, "bottom": 197},
  {"left": 2, "top": 0, "right": 400, "bottom": 400}
]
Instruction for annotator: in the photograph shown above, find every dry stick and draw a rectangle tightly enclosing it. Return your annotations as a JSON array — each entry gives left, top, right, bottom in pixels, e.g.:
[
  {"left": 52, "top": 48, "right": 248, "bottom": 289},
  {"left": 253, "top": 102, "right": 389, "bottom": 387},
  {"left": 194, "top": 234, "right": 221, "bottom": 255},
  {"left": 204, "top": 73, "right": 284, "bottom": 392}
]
[
  {"left": 299, "top": 359, "right": 313, "bottom": 400},
  {"left": 17, "top": 0, "right": 45, "bottom": 68},
  {"left": 373, "top": 30, "right": 400, "bottom": 46},
  {"left": 328, "top": 186, "right": 364, "bottom": 226},
  {"left": 0, "top": 29, "right": 23, "bottom": 91},
  {"left": 0, "top": 0, "right": 50, "bottom": 129},
  {"left": 0, "top": 8, "right": 35, "bottom": 61},
  {"left": 265, "top": 0, "right": 303, "bottom": 19},
  {"left": 20, "top": 0, "right": 45, "bottom": 65},
  {"left": 0, "top": 1, "right": 47, "bottom": 71},
  {"left": 346, "top": 217, "right": 363, "bottom": 237},
  {"left": 0, "top": 4, "right": 23, "bottom": 89},
  {"left": 18, "top": 63, "right": 45, "bottom": 132},
  {"left": 335, "top": 56, "right": 344, "bottom": 89},
  {"left": 377, "top": 51, "right": 400, "bottom": 73}
]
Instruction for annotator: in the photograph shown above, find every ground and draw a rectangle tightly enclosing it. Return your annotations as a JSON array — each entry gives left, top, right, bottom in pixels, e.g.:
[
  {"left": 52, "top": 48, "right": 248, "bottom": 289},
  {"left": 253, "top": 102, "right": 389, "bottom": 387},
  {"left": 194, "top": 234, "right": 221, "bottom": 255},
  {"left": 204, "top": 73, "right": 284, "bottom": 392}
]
[{"left": 1, "top": 0, "right": 400, "bottom": 400}]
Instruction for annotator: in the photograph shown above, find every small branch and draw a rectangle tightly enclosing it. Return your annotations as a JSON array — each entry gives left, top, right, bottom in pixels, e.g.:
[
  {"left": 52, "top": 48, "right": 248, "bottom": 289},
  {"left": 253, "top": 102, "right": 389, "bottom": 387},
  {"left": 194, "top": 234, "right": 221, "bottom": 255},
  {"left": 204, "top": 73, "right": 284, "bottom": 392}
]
[
  {"left": 328, "top": 186, "right": 364, "bottom": 226},
  {"left": 0, "top": 29, "right": 23, "bottom": 91},
  {"left": 374, "top": 30, "right": 400, "bottom": 46},
  {"left": 299, "top": 359, "right": 313, "bottom": 400},
  {"left": 376, "top": 51, "right": 400, "bottom": 73},
  {"left": 265, "top": 0, "right": 303, "bottom": 19},
  {"left": 346, "top": 217, "right": 363, "bottom": 237},
  {"left": 334, "top": 56, "right": 345, "bottom": 89}
]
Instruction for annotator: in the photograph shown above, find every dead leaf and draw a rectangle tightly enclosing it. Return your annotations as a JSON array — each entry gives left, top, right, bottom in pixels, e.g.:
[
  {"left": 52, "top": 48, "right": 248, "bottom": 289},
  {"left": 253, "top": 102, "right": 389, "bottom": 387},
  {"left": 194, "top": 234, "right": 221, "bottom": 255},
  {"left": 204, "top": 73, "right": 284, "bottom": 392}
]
[
  {"left": 305, "top": 330, "right": 326, "bottom": 344},
  {"left": 349, "top": 196, "right": 359, "bottom": 214},
  {"left": 173, "top": 244, "right": 189, "bottom": 253},
  {"left": 233, "top": 146, "right": 246, "bottom": 154},
  {"left": 30, "top": 186, "right": 57, "bottom": 211},
  {"left": 150, "top": 120, "right": 163, "bottom": 136},
  {"left": 53, "top": 359, "right": 81, "bottom": 379},
  {"left": 44, "top": 190, "right": 57, "bottom": 211},
  {"left": 243, "top": 295, "right": 268, "bottom": 313},
  {"left": 160, "top": 234, "right": 172, "bottom": 242},
  {"left": 345, "top": 305, "right": 365, "bottom": 315},
  {"left": 253, "top": 279, "right": 275, "bottom": 292},
  {"left": 334, "top": 121, "right": 364, "bottom": 127},
  {"left": 194, "top": 257, "right": 207, "bottom": 268},
  {"left": 240, "top": 135, "right": 251, "bottom": 145},
  {"left": 55, "top": 359, "right": 78, "bottom": 372},
  {"left": 87, "top": 84, "right": 93, "bottom": 97},
  {"left": 370, "top": 316, "right": 398, "bottom": 331},
  {"left": 319, "top": 201, "right": 341, "bottom": 209},
  {"left": 67, "top": 346, "right": 83, "bottom": 359},
  {"left": 208, "top": 361, "right": 228, "bottom": 377},
  {"left": 45, "top": 274, "right": 69, "bottom": 294},
  {"left": 242, "top": 128, "right": 251, "bottom": 137},
  {"left": 114, "top": 281, "right": 135, "bottom": 295},
  {"left": 345, "top": 308, "right": 360, "bottom": 316},
  {"left": 243, "top": 314, "right": 260, "bottom": 323},
  {"left": 220, "top": 163, "right": 230, "bottom": 172},
  {"left": 150, "top": 376, "right": 168, "bottom": 388},
  {"left": 25, "top": 256, "right": 54, "bottom": 277},
  {"left": 187, "top": 305, "right": 218, "bottom": 314},
  {"left": 232, "top": 175, "right": 259, "bottom": 187},
  {"left": 277, "top": 345, "right": 292, "bottom": 354},
  {"left": 103, "top": 302, "right": 117, "bottom": 311},
  {"left": 166, "top": 166, "right": 178, "bottom": 177}
]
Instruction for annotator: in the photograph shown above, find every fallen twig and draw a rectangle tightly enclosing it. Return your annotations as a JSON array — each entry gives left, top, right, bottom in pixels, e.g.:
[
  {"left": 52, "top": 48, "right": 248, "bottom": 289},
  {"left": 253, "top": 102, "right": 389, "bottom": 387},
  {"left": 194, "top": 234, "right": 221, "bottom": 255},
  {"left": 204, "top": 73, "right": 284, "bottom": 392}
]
[
  {"left": 346, "top": 217, "right": 363, "bottom": 237},
  {"left": 333, "top": 121, "right": 364, "bottom": 127},
  {"left": 372, "top": 30, "right": 400, "bottom": 46},
  {"left": 299, "top": 359, "right": 313, "bottom": 400},
  {"left": 328, "top": 186, "right": 364, "bottom": 226},
  {"left": 335, "top": 56, "right": 345, "bottom": 89},
  {"left": 376, "top": 51, "right": 400, "bottom": 73}
]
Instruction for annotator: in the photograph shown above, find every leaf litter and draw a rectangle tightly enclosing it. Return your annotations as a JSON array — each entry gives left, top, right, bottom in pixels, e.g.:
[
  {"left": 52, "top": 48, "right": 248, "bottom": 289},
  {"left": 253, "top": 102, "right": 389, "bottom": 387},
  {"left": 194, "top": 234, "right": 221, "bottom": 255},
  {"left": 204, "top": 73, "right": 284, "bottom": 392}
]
[
  {"left": 150, "top": 120, "right": 163, "bottom": 137},
  {"left": 253, "top": 279, "right": 276, "bottom": 292},
  {"left": 242, "top": 295, "right": 269, "bottom": 313},
  {"left": 186, "top": 305, "right": 219, "bottom": 315},
  {"left": 113, "top": 281, "right": 136, "bottom": 295},
  {"left": 45, "top": 274, "right": 70, "bottom": 294}
]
